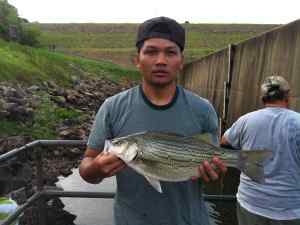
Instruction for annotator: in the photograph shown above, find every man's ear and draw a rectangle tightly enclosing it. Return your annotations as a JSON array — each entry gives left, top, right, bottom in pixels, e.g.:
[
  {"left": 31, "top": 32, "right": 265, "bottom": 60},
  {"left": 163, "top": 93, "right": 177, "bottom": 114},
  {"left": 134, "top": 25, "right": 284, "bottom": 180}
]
[
  {"left": 133, "top": 54, "right": 140, "bottom": 69},
  {"left": 180, "top": 54, "right": 184, "bottom": 70}
]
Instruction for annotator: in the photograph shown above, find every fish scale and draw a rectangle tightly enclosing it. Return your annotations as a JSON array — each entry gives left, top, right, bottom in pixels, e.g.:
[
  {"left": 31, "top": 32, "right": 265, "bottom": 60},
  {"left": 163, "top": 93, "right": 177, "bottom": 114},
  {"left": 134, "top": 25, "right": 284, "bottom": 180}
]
[{"left": 140, "top": 141, "right": 237, "bottom": 165}]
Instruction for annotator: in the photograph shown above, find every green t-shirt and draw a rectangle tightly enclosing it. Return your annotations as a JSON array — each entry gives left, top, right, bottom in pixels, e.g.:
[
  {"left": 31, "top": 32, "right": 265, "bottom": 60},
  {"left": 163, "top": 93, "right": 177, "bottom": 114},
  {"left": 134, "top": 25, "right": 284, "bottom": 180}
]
[{"left": 88, "top": 85, "right": 219, "bottom": 225}]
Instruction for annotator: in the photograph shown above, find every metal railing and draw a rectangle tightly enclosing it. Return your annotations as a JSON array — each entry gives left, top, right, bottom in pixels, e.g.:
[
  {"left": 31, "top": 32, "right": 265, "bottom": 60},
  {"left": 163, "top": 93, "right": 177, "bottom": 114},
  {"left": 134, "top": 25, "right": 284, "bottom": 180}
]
[{"left": 0, "top": 140, "right": 236, "bottom": 225}]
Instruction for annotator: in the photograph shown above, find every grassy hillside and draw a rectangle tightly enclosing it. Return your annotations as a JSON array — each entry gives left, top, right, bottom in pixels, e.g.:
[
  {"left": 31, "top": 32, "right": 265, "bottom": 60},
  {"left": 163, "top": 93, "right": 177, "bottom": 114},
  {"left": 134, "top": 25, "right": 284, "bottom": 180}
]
[
  {"left": 37, "top": 23, "right": 278, "bottom": 67},
  {"left": 0, "top": 38, "right": 140, "bottom": 139},
  {"left": 0, "top": 23, "right": 279, "bottom": 140},
  {"left": 0, "top": 38, "right": 140, "bottom": 86}
]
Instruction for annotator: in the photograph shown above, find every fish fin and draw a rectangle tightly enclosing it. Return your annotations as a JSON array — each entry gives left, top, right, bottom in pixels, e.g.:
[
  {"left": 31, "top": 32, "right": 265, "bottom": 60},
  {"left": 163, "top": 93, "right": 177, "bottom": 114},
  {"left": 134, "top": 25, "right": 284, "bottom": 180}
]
[
  {"left": 237, "top": 150, "right": 272, "bottom": 183},
  {"left": 145, "top": 176, "right": 162, "bottom": 193},
  {"left": 112, "top": 131, "right": 148, "bottom": 143},
  {"left": 191, "top": 133, "right": 214, "bottom": 143},
  {"left": 189, "top": 133, "right": 220, "bottom": 149}
]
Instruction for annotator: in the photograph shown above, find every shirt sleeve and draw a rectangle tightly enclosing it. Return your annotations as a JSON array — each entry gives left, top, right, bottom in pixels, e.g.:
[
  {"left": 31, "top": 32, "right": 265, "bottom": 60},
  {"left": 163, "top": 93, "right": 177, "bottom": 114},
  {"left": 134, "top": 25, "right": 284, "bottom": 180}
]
[
  {"left": 87, "top": 99, "right": 113, "bottom": 151},
  {"left": 206, "top": 102, "right": 219, "bottom": 145},
  {"left": 223, "top": 117, "right": 246, "bottom": 149}
]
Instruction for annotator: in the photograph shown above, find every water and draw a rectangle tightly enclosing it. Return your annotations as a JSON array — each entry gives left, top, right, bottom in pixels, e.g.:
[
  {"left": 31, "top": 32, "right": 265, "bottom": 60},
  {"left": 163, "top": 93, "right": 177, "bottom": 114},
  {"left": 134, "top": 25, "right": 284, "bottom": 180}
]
[
  {"left": 57, "top": 169, "right": 236, "bottom": 225},
  {"left": 57, "top": 169, "right": 115, "bottom": 225}
]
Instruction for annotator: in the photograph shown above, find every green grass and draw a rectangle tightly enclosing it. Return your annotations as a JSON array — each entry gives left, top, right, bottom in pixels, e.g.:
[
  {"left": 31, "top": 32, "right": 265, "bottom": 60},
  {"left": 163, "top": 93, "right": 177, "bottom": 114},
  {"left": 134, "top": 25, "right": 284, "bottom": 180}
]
[
  {"left": 0, "top": 38, "right": 141, "bottom": 139},
  {"left": 29, "top": 93, "right": 82, "bottom": 139},
  {"left": 0, "top": 23, "right": 278, "bottom": 139},
  {"left": 0, "top": 39, "right": 140, "bottom": 86},
  {"left": 37, "top": 23, "right": 277, "bottom": 67},
  {"left": 0, "top": 92, "right": 85, "bottom": 139},
  {"left": 39, "top": 30, "right": 257, "bottom": 51}
]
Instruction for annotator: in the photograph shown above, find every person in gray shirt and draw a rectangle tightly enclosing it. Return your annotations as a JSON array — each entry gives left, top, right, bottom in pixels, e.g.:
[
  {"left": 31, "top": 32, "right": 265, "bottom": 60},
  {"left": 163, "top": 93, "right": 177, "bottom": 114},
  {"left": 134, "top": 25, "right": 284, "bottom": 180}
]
[
  {"left": 79, "top": 16, "right": 227, "bottom": 225},
  {"left": 221, "top": 76, "right": 300, "bottom": 225}
]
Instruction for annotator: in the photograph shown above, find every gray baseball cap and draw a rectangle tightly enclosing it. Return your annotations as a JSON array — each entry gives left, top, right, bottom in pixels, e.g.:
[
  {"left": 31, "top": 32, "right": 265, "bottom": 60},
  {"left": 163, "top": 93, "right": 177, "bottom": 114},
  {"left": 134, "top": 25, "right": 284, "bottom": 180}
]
[{"left": 261, "top": 76, "right": 290, "bottom": 99}]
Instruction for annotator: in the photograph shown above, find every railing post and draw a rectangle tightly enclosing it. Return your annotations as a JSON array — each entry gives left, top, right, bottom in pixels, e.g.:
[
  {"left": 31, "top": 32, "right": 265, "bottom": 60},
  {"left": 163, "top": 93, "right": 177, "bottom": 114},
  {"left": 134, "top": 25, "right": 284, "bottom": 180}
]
[
  {"left": 220, "top": 44, "right": 235, "bottom": 136},
  {"left": 35, "top": 148, "right": 46, "bottom": 225}
]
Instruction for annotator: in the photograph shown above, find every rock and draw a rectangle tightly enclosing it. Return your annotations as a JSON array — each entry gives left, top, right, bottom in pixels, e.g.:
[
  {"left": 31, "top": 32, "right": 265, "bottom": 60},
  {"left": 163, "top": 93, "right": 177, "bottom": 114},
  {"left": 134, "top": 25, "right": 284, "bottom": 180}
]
[
  {"left": 66, "top": 148, "right": 82, "bottom": 159},
  {"left": 27, "top": 85, "right": 40, "bottom": 92},
  {"left": 0, "top": 110, "right": 9, "bottom": 119},
  {"left": 7, "top": 105, "right": 34, "bottom": 121},
  {"left": 6, "top": 96, "right": 26, "bottom": 105},
  {"left": 59, "top": 128, "right": 86, "bottom": 140},
  {"left": 50, "top": 95, "right": 67, "bottom": 107},
  {"left": 0, "top": 136, "right": 31, "bottom": 153},
  {"left": 46, "top": 80, "right": 58, "bottom": 89},
  {"left": 0, "top": 77, "right": 138, "bottom": 225},
  {"left": 60, "top": 168, "right": 72, "bottom": 177},
  {"left": 53, "top": 150, "right": 61, "bottom": 156},
  {"left": 2, "top": 102, "right": 18, "bottom": 111}
]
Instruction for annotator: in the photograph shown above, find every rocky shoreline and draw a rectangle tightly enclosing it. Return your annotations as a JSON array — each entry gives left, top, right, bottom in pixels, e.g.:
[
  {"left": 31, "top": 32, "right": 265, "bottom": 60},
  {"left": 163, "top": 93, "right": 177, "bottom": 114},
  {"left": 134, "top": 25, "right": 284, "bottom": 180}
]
[{"left": 0, "top": 77, "right": 138, "bottom": 225}]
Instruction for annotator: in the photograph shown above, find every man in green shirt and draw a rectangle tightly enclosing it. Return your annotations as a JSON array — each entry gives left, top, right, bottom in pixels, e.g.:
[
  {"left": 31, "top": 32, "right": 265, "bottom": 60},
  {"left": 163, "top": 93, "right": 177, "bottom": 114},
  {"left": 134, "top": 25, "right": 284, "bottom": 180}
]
[{"left": 79, "top": 16, "right": 226, "bottom": 225}]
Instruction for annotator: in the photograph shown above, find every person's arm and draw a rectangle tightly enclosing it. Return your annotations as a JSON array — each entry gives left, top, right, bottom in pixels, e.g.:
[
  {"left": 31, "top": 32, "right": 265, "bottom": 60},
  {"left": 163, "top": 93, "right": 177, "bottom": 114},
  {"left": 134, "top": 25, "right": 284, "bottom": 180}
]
[
  {"left": 195, "top": 104, "right": 227, "bottom": 182},
  {"left": 220, "top": 135, "right": 234, "bottom": 149},
  {"left": 79, "top": 147, "right": 126, "bottom": 184}
]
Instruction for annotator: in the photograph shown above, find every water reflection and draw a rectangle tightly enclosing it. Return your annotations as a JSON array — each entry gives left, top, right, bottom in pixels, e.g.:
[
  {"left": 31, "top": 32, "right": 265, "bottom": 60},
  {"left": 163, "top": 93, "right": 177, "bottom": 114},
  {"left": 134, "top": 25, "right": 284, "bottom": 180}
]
[{"left": 56, "top": 168, "right": 237, "bottom": 225}]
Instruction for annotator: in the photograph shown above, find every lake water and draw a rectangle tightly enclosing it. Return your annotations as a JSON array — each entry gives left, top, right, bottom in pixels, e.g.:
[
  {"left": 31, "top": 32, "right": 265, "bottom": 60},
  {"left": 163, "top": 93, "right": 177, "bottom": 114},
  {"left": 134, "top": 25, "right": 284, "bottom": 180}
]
[
  {"left": 56, "top": 168, "right": 115, "bottom": 225},
  {"left": 57, "top": 168, "right": 236, "bottom": 225}
]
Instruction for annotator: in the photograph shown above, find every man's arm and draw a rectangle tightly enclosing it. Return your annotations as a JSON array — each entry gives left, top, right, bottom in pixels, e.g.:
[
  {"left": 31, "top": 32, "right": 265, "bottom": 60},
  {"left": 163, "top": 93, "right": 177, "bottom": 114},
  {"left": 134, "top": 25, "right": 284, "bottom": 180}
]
[
  {"left": 79, "top": 147, "right": 126, "bottom": 184},
  {"left": 220, "top": 136, "right": 234, "bottom": 149}
]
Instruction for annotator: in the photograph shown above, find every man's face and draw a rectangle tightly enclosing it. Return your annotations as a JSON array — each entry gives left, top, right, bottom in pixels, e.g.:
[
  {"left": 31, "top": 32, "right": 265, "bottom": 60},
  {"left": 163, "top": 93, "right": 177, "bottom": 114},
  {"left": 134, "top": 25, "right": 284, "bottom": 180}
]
[{"left": 136, "top": 38, "right": 184, "bottom": 87}]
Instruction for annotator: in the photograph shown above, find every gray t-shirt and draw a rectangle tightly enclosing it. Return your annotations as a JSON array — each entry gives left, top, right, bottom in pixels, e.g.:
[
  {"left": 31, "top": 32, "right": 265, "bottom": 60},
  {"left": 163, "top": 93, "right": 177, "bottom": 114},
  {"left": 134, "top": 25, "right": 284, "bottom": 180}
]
[
  {"left": 88, "top": 85, "right": 219, "bottom": 225},
  {"left": 224, "top": 107, "right": 300, "bottom": 219}
]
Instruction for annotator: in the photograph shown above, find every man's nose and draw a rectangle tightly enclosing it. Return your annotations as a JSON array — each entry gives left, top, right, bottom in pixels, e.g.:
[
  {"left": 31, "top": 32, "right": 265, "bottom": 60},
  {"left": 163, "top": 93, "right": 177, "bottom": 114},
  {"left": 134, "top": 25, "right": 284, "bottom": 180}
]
[{"left": 156, "top": 52, "right": 167, "bottom": 65}]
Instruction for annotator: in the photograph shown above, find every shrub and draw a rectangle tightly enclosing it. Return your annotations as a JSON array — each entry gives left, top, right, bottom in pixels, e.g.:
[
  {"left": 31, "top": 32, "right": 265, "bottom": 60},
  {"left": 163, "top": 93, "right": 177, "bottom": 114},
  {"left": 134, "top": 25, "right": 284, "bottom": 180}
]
[{"left": 19, "top": 24, "right": 41, "bottom": 47}]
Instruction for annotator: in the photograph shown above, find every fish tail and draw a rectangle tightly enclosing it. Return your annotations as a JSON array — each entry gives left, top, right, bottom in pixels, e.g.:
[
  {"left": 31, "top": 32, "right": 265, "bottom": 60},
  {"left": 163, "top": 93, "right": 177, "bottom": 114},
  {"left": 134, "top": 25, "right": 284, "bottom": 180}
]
[{"left": 237, "top": 150, "right": 272, "bottom": 183}]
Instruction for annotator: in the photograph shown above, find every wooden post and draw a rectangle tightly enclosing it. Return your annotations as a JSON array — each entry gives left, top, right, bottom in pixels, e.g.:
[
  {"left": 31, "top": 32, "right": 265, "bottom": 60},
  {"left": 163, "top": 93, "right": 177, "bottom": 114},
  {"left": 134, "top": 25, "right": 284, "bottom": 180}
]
[{"left": 220, "top": 44, "right": 235, "bottom": 136}]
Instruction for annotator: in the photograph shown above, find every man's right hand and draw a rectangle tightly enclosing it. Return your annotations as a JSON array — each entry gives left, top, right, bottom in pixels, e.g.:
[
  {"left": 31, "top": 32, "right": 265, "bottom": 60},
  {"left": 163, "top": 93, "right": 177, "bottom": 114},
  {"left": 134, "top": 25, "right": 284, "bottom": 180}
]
[
  {"left": 79, "top": 148, "right": 126, "bottom": 184},
  {"left": 94, "top": 151, "right": 126, "bottom": 177}
]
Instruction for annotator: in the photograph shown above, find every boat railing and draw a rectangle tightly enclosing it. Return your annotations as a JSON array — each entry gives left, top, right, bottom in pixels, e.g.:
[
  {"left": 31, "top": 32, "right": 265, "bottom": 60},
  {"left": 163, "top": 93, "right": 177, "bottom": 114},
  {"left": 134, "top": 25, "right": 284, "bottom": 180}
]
[{"left": 0, "top": 140, "right": 236, "bottom": 225}]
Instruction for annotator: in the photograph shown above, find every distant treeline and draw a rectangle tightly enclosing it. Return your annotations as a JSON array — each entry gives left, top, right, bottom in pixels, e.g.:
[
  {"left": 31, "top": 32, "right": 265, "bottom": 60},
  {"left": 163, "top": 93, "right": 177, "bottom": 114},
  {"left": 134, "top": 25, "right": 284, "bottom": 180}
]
[{"left": 0, "top": 0, "right": 40, "bottom": 46}]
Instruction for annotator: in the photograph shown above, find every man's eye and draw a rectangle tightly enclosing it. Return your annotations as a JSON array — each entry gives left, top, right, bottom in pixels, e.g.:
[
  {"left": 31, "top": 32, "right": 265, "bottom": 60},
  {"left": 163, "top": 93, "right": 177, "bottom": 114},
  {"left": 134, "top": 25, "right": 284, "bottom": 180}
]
[
  {"left": 144, "top": 50, "right": 157, "bottom": 55},
  {"left": 167, "top": 51, "right": 177, "bottom": 55}
]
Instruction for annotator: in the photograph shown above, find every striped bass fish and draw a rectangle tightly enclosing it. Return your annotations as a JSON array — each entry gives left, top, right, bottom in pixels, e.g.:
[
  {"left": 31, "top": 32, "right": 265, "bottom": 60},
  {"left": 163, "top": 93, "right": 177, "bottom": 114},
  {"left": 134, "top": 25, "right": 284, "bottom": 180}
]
[{"left": 105, "top": 132, "right": 272, "bottom": 192}]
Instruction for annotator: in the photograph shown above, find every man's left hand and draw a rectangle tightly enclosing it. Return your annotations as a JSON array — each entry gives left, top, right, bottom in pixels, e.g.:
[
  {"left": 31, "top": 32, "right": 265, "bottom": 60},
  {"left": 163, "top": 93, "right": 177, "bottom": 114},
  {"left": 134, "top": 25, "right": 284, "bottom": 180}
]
[{"left": 194, "top": 156, "right": 227, "bottom": 182}]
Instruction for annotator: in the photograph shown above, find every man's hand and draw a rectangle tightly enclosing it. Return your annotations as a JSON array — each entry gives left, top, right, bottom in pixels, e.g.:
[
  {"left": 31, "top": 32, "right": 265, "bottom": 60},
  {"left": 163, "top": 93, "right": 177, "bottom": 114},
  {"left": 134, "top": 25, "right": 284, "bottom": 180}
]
[
  {"left": 193, "top": 156, "right": 227, "bottom": 182},
  {"left": 79, "top": 148, "right": 126, "bottom": 184},
  {"left": 94, "top": 151, "right": 126, "bottom": 178}
]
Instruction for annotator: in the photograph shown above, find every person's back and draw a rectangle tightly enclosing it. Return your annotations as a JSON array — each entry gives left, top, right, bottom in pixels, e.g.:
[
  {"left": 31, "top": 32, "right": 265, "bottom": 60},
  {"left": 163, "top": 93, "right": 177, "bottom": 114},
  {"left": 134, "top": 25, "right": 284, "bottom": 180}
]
[
  {"left": 222, "top": 76, "right": 300, "bottom": 224},
  {"left": 232, "top": 107, "right": 300, "bottom": 210}
]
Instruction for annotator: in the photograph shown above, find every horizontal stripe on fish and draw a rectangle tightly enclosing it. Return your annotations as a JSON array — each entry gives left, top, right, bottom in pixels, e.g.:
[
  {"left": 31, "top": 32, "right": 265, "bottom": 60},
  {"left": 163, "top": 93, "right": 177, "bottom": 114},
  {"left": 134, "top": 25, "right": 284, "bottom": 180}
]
[{"left": 108, "top": 131, "right": 272, "bottom": 192}]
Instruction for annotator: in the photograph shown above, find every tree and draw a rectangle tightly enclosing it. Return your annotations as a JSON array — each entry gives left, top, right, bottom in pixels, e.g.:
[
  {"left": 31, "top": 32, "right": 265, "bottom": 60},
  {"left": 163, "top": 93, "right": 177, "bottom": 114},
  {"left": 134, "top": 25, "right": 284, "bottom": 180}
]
[
  {"left": 0, "top": 0, "right": 20, "bottom": 40},
  {"left": 0, "top": 0, "right": 40, "bottom": 46}
]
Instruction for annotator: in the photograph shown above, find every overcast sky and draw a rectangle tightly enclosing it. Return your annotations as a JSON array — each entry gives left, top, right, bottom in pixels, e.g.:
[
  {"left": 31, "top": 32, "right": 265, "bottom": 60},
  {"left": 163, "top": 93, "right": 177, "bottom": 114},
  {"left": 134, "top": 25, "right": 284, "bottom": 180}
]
[{"left": 7, "top": 0, "right": 300, "bottom": 24}]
